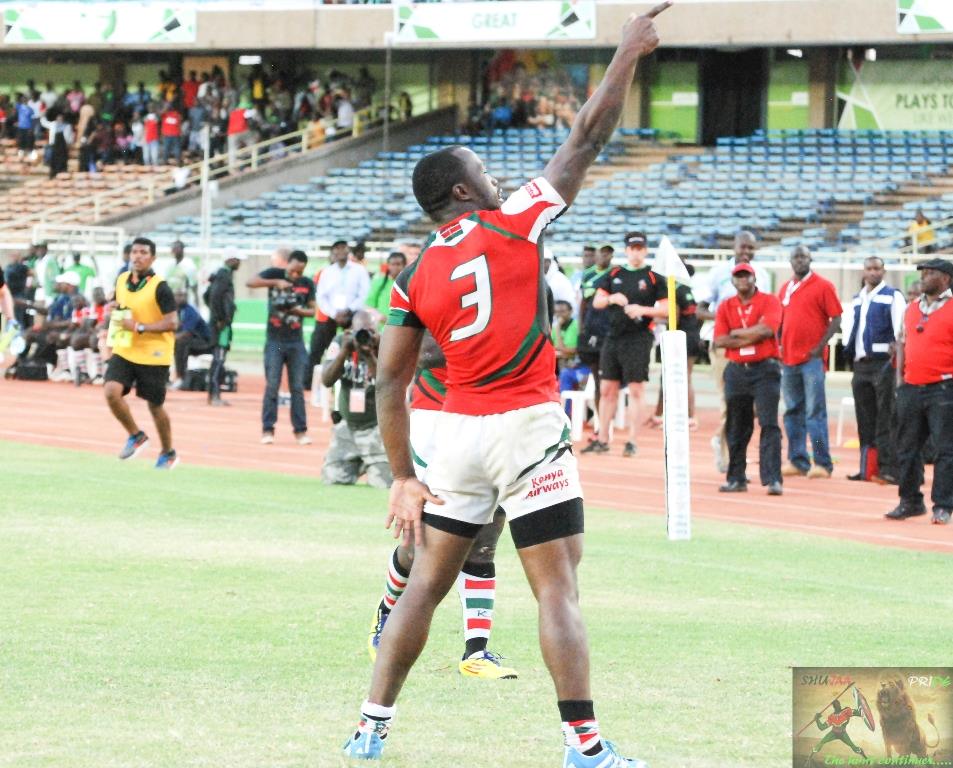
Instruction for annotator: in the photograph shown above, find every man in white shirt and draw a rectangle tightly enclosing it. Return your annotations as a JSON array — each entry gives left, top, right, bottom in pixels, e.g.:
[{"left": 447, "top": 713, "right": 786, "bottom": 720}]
[
  {"left": 696, "top": 231, "right": 772, "bottom": 473},
  {"left": 307, "top": 239, "right": 370, "bottom": 389},
  {"left": 336, "top": 91, "right": 355, "bottom": 133},
  {"left": 164, "top": 240, "right": 199, "bottom": 307},
  {"left": 843, "top": 256, "right": 906, "bottom": 483}
]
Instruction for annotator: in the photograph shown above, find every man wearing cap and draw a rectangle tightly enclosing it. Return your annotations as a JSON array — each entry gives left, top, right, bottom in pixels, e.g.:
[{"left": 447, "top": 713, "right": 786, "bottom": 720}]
[
  {"left": 307, "top": 239, "right": 369, "bottom": 389},
  {"left": 584, "top": 231, "right": 667, "bottom": 457},
  {"left": 206, "top": 247, "right": 245, "bottom": 406},
  {"left": 886, "top": 258, "right": 953, "bottom": 525},
  {"left": 844, "top": 256, "right": 906, "bottom": 483},
  {"left": 777, "top": 246, "right": 842, "bottom": 480},
  {"left": 697, "top": 231, "right": 771, "bottom": 473},
  {"left": 712, "top": 262, "right": 784, "bottom": 495}
]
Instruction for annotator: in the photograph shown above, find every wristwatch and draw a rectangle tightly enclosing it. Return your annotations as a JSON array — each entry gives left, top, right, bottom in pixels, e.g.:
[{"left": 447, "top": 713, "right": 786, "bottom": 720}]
[{"left": 136, "top": 323, "right": 146, "bottom": 334}]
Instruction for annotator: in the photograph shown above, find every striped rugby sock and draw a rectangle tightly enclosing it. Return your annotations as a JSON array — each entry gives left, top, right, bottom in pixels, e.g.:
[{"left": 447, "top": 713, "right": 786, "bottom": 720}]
[
  {"left": 381, "top": 548, "right": 410, "bottom": 612},
  {"left": 558, "top": 700, "right": 603, "bottom": 756},
  {"left": 457, "top": 560, "right": 494, "bottom": 658}
]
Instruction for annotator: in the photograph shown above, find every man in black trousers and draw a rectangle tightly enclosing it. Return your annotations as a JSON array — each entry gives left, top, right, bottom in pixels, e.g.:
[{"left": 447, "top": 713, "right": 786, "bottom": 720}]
[{"left": 886, "top": 258, "right": 953, "bottom": 525}]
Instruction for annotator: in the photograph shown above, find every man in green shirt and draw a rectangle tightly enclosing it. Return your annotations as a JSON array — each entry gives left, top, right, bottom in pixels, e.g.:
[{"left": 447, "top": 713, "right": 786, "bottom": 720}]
[
  {"left": 576, "top": 244, "right": 614, "bottom": 408},
  {"left": 554, "top": 299, "right": 588, "bottom": 396},
  {"left": 320, "top": 310, "right": 392, "bottom": 488},
  {"left": 63, "top": 252, "right": 97, "bottom": 295},
  {"left": 366, "top": 251, "right": 406, "bottom": 326}
]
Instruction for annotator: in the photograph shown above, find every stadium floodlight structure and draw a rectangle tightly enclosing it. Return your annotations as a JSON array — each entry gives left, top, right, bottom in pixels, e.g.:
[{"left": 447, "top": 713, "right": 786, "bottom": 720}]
[{"left": 653, "top": 236, "right": 692, "bottom": 541}]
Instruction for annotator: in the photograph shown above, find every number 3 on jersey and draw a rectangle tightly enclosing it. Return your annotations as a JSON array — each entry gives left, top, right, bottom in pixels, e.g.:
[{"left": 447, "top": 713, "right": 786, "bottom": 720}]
[{"left": 449, "top": 255, "right": 492, "bottom": 342}]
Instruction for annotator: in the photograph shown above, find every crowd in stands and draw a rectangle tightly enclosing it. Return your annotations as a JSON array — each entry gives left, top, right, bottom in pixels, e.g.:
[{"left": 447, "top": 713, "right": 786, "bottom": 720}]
[
  {"left": 0, "top": 64, "right": 395, "bottom": 179},
  {"left": 463, "top": 53, "right": 583, "bottom": 134}
]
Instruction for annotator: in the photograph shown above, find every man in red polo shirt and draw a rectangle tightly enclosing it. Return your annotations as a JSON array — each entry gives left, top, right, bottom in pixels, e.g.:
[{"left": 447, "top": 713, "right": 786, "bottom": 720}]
[
  {"left": 160, "top": 103, "right": 182, "bottom": 164},
  {"left": 886, "top": 258, "right": 953, "bottom": 525},
  {"left": 713, "top": 262, "right": 784, "bottom": 495},
  {"left": 777, "top": 246, "right": 843, "bottom": 479}
]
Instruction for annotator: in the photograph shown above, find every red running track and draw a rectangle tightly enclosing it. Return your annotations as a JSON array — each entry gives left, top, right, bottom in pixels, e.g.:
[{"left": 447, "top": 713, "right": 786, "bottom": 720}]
[{"left": 0, "top": 377, "right": 948, "bottom": 555}]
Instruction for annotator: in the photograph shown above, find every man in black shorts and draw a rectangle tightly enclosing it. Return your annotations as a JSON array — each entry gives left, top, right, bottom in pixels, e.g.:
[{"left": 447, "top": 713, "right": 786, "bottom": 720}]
[
  {"left": 103, "top": 237, "right": 180, "bottom": 469},
  {"left": 583, "top": 231, "right": 667, "bottom": 457}
]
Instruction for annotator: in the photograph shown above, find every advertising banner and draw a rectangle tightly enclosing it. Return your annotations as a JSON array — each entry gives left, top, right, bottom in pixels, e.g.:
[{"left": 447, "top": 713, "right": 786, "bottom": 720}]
[
  {"left": 838, "top": 60, "right": 953, "bottom": 130},
  {"left": 2, "top": 3, "right": 196, "bottom": 44},
  {"left": 394, "top": 1, "right": 595, "bottom": 44},
  {"left": 898, "top": 0, "right": 953, "bottom": 34}
]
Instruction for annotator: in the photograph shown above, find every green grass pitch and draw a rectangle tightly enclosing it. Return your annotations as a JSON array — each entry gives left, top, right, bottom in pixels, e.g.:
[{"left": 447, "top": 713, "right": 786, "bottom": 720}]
[{"left": 1, "top": 441, "right": 950, "bottom": 768}]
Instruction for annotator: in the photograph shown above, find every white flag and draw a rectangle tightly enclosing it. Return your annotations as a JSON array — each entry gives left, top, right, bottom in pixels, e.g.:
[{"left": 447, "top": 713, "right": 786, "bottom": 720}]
[{"left": 653, "top": 236, "right": 692, "bottom": 284}]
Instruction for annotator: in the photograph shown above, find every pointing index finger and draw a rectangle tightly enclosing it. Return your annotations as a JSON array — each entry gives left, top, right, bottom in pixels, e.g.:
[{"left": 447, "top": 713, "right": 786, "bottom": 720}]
[{"left": 643, "top": 0, "right": 672, "bottom": 19}]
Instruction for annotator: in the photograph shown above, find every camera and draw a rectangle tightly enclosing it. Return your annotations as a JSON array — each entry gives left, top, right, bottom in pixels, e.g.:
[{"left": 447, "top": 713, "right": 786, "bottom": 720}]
[{"left": 355, "top": 328, "right": 372, "bottom": 346}]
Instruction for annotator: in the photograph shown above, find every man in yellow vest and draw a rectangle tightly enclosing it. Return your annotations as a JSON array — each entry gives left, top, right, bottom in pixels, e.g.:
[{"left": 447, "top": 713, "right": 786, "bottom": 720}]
[{"left": 104, "top": 237, "right": 180, "bottom": 469}]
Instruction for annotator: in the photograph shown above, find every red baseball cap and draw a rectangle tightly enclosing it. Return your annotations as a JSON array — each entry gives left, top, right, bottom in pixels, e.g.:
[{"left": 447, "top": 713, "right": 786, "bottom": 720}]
[{"left": 732, "top": 262, "right": 756, "bottom": 276}]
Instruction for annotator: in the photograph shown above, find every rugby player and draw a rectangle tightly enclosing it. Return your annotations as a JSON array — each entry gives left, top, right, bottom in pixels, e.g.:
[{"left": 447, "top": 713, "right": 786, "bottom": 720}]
[{"left": 344, "top": 4, "right": 670, "bottom": 766}]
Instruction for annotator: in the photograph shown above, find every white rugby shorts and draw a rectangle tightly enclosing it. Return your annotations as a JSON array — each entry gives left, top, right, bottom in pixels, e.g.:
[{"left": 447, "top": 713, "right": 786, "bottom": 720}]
[
  {"left": 409, "top": 408, "right": 440, "bottom": 483},
  {"left": 422, "top": 401, "right": 582, "bottom": 526}
]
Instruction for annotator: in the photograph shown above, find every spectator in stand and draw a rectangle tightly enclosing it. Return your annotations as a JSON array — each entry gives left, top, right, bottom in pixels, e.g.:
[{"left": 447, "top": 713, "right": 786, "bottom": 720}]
[
  {"left": 584, "top": 231, "right": 668, "bottom": 458},
  {"left": 335, "top": 90, "right": 355, "bottom": 135},
  {"left": 181, "top": 71, "right": 200, "bottom": 111},
  {"left": 713, "top": 263, "right": 784, "bottom": 496},
  {"left": 366, "top": 251, "right": 406, "bottom": 326},
  {"left": 141, "top": 105, "right": 160, "bottom": 166},
  {"left": 309, "top": 239, "right": 369, "bottom": 388},
  {"left": 844, "top": 256, "right": 905, "bottom": 484},
  {"left": 907, "top": 208, "right": 936, "bottom": 255},
  {"left": 187, "top": 98, "right": 208, "bottom": 156},
  {"left": 66, "top": 81, "right": 85, "bottom": 114},
  {"left": 15, "top": 94, "right": 36, "bottom": 160},
  {"left": 246, "top": 249, "right": 315, "bottom": 445},
  {"left": 777, "top": 246, "right": 842, "bottom": 480},
  {"left": 39, "top": 82, "right": 58, "bottom": 113},
  {"left": 165, "top": 241, "right": 199, "bottom": 307},
  {"left": 124, "top": 82, "right": 150, "bottom": 116},
  {"left": 160, "top": 102, "right": 183, "bottom": 164},
  {"left": 886, "top": 258, "right": 953, "bottom": 525},
  {"left": 206, "top": 247, "right": 245, "bottom": 407},
  {"left": 227, "top": 100, "right": 252, "bottom": 170},
  {"left": 171, "top": 288, "right": 212, "bottom": 389},
  {"left": 696, "top": 231, "right": 771, "bottom": 474},
  {"left": 42, "top": 112, "right": 73, "bottom": 179}
]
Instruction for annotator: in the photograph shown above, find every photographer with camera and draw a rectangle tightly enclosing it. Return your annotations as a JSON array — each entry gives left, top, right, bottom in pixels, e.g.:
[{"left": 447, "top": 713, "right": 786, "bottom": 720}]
[
  {"left": 320, "top": 309, "right": 392, "bottom": 488},
  {"left": 246, "top": 249, "right": 316, "bottom": 445}
]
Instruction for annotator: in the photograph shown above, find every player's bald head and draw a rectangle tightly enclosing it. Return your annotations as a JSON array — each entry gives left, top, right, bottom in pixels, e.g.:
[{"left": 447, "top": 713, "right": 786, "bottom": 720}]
[{"left": 412, "top": 146, "right": 470, "bottom": 219}]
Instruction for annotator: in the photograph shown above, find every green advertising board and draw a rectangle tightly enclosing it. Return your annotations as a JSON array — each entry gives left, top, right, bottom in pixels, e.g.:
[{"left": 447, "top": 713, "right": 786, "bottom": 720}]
[
  {"left": 838, "top": 59, "right": 953, "bottom": 130},
  {"left": 898, "top": 0, "right": 953, "bottom": 33}
]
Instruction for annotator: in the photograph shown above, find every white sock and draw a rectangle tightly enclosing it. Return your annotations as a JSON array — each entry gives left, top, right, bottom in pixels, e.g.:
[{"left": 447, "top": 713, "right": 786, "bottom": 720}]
[
  {"left": 66, "top": 348, "right": 79, "bottom": 377},
  {"left": 85, "top": 349, "right": 99, "bottom": 378}
]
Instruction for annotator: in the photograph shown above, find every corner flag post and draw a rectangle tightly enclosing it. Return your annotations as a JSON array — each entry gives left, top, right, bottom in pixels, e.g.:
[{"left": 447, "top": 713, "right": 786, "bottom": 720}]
[{"left": 655, "top": 237, "right": 692, "bottom": 541}]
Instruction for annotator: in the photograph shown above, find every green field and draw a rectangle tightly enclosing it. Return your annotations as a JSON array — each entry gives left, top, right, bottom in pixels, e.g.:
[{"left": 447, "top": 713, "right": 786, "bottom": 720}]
[{"left": 2, "top": 441, "right": 951, "bottom": 768}]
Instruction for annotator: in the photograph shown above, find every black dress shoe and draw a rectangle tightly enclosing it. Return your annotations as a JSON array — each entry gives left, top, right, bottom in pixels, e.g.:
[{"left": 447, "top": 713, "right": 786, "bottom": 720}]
[
  {"left": 767, "top": 481, "right": 783, "bottom": 496},
  {"left": 933, "top": 508, "right": 952, "bottom": 525},
  {"left": 885, "top": 502, "right": 927, "bottom": 520},
  {"left": 847, "top": 472, "right": 864, "bottom": 481},
  {"left": 719, "top": 480, "right": 748, "bottom": 493}
]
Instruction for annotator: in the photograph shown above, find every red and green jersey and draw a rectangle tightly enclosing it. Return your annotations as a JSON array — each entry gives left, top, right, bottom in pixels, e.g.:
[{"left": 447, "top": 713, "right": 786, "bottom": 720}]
[
  {"left": 388, "top": 176, "right": 566, "bottom": 416},
  {"left": 410, "top": 365, "right": 447, "bottom": 411}
]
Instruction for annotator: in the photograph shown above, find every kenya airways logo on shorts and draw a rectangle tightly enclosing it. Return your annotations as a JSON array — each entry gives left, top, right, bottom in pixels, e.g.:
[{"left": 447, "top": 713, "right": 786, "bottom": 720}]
[
  {"left": 526, "top": 468, "right": 570, "bottom": 499},
  {"left": 524, "top": 181, "right": 542, "bottom": 199}
]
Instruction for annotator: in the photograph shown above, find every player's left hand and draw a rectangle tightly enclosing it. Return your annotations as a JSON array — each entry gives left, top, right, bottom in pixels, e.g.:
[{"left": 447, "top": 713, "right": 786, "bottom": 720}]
[
  {"left": 385, "top": 477, "right": 444, "bottom": 547},
  {"left": 121, "top": 317, "right": 137, "bottom": 331}
]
